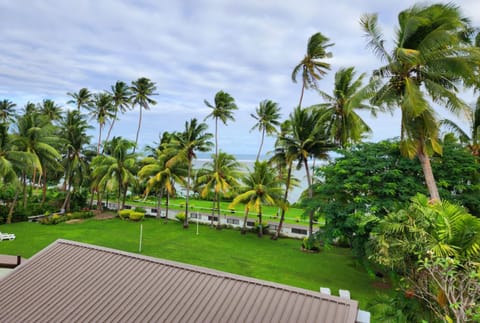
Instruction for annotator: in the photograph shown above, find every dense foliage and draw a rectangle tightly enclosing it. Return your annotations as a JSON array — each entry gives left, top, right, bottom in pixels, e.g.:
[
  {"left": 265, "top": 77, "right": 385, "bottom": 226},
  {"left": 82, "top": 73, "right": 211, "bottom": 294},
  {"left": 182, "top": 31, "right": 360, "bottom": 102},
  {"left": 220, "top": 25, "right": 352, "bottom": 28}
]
[{"left": 311, "top": 139, "right": 480, "bottom": 255}]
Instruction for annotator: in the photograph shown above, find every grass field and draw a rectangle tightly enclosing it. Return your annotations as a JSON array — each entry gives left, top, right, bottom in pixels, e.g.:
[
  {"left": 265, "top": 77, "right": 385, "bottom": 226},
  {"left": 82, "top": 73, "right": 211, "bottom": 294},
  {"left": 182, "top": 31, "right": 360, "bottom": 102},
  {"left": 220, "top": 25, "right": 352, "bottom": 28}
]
[{"left": 0, "top": 217, "right": 389, "bottom": 310}]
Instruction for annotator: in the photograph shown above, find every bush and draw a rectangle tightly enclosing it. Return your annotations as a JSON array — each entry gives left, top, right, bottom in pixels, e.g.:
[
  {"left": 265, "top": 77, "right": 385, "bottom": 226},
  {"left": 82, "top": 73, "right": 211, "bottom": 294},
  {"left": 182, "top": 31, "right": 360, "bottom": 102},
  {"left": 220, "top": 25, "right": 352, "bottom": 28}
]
[
  {"left": 39, "top": 210, "right": 94, "bottom": 225},
  {"left": 175, "top": 212, "right": 186, "bottom": 222},
  {"left": 254, "top": 222, "right": 270, "bottom": 234},
  {"left": 118, "top": 209, "right": 131, "bottom": 220},
  {"left": 129, "top": 211, "right": 144, "bottom": 222},
  {"left": 302, "top": 235, "right": 320, "bottom": 251},
  {"left": 133, "top": 207, "right": 146, "bottom": 213}
]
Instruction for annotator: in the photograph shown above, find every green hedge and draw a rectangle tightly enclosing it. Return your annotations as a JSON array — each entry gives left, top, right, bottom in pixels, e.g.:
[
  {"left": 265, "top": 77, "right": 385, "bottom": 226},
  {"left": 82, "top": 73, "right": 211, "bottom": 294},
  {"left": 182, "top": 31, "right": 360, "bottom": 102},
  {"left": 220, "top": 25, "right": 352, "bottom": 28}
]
[
  {"left": 39, "top": 211, "right": 95, "bottom": 225},
  {"left": 117, "top": 209, "right": 144, "bottom": 221}
]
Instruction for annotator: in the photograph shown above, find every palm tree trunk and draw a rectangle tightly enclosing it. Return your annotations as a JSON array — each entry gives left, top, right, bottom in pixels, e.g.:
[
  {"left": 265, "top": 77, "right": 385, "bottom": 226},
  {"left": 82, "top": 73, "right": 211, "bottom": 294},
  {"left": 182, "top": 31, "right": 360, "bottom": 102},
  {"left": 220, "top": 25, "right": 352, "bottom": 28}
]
[
  {"left": 89, "top": 187, "right": 95, "bottom": 209},
  {"left": 157, "top": 191, "right": 163, "bottom": 218},
  {"left": 210, "top": 197, "right": 216, "bottom": 227},
  {"left": 216, "top": 192, "right": 222, "bottom": 230},
  {"left": 241, "top": 206, "right": 250, "bottom": 235},
  {"left": 22, "top": 172, "right": 27, "bottom": 208},
  {"left": 184, "top": 161, "right": 191, "bottom": 228},
  {"left": 117, "top": 186, "right": 121, "bottom": 212},
  {"left": 96, "top": 190, "right": 103, "bottom": 212},
  {"left": 417, "top": 148, "right": 440, "bottom": 202},
  {"left": 41, "top": 168, "right": 47, "bottom": 204},
  {"left": 298, "top": 83, "right": 306, "bottom": 108},
  {"left": 62, "top": 179, "right": 73, "bottom": 212},
  {"left": 256, "top": 129, "right": 265, "bottom": 162},
  {"left": 165, "top": 193, "right": 169, "bottom": 223},
  {"left": 122, "top": 186, "right": 128, "bottom": 209},
  {"left": 134, "top": 105, "right": 143, "bottom": 153},
  {"left": 258, "top": 207, "right": 263, "bottom": 238},
  {"left": 272, "top": 163, "right": 292, "bottom": 240},
  {"left": 7, "top": 190, "right": 19, "bottom": 224},
  {"left": 303, "top": 158, "right": 314, "bottom": 237},
  {"left": 97, "top": 125, "right": 103, "bottom": 155},
  {"left": 104, "top": 108, "right": 118, "bottom": 146}
]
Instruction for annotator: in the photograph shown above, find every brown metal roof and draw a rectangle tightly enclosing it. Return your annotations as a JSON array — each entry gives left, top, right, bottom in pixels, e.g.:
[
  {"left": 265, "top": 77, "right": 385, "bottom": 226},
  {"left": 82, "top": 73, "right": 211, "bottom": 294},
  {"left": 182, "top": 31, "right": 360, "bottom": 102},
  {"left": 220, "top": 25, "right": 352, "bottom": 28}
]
[{"left": 0, "top": 239, "right": 359, "bottom": 323}]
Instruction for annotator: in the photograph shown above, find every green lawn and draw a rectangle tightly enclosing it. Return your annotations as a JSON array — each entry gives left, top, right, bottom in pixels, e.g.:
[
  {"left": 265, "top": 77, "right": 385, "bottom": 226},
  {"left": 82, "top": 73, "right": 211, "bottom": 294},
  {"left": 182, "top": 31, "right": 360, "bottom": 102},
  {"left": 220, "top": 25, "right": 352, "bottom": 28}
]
[{"left": 0, "top": 218, "right": 388, "bottom": 310}]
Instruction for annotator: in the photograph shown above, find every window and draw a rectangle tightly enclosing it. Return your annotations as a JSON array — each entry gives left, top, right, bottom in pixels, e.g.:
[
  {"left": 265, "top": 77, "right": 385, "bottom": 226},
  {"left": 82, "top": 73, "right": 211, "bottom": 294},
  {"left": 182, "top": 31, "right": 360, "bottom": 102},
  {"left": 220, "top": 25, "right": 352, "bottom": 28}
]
[
  {"left": 227, "top": 218, "right": 239, "bottom": 225},
  {"left": 247, "top": 221, "right": 255, "bottom": 227},
  {"left": 291, "top": 228, "right": 307, "bottom": 235},
  {"left": 208, "top": 216, "right": 218, "bottom": 221}
]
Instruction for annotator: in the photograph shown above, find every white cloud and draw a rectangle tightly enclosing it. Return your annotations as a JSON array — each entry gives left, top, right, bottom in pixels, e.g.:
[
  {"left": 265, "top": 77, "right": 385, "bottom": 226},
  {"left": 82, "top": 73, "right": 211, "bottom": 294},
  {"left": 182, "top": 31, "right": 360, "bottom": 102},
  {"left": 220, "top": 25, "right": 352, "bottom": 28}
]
[{"left": 0, "top": 0, "right": 477, "bottom": 154}]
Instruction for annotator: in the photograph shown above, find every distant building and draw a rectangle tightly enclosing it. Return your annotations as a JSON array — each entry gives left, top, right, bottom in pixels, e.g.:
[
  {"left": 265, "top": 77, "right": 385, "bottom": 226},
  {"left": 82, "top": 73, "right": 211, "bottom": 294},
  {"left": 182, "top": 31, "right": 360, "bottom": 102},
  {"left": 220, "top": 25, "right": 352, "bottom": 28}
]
[{"left": 0, "top": 240, "right": 361, "bottom": 322}]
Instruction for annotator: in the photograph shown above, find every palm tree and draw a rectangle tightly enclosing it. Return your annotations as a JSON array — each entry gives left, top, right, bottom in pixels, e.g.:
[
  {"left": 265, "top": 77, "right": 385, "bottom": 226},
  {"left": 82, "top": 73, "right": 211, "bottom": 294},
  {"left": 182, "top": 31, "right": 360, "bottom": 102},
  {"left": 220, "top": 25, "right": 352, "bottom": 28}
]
[
  {"left": 440, "top": 101, "right": 480, "bottom": 156},
  {"left": 0, "top": 99, "right": 17, "bottom": 123},
  {"left": 91, "top": 137, "right": 137, "bottom": 210},
  {"left": 292, "top": 32, "right": 334, "bottom": 108},
  {"left": 250, "top": 99, "right": 281, "bottom": 161},
  {"left": 361, "top": 3, "right": 480, "bottom": 201},
  {"left": 0, "top": 123, "right": 36, "bottom": 223},
  {"left": 130, "top": 77, "right": 157, "bottom": 152},
  {"left": 138, "top": 135, "right": 186, "bottom": 221},
  {"left": 204, "top": 90, "right": 238, "bottom": 219},
  {"left": 38, "top": 99, "right": 63, "bottom": 123},
  {"left": 105, "top": 81, "right": 132, "bottom": 144},
  {"left": 59, "top": 110, "right": 92, "bottom": 211},
  {"left": 317, "top": 67, "right": 377, "bottom": 148},
  {"left": 167, "top": 119, "right": 213, "bottom": 228},
  {"left": 11, "top": 111, "right": 61, "bottom": 206},
  {"left": 282, "top": 106, "right": 332, "bottom": 236},
  {"left": 269, "top": 121, "right": 299, "bottom": 240},
  {"left": 89, "top": 92, "right": 114, "bottom": 154},
  {"left": 229, "top": 161, "right": 283, "bottom": 237},
  {"left": 196, "top": 151, "right": 241, "bottom": 228},
  {"left": 67, "top": 88, "right": 93, "bottom": 112}
]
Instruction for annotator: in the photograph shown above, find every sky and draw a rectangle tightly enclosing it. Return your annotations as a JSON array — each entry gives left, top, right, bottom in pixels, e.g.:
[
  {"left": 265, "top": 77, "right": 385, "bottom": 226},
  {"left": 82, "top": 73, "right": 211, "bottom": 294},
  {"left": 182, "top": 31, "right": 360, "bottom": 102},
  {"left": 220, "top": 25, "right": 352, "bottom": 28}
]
[{"left": 1, "top": 0, "right": 480, "bottom": 156}]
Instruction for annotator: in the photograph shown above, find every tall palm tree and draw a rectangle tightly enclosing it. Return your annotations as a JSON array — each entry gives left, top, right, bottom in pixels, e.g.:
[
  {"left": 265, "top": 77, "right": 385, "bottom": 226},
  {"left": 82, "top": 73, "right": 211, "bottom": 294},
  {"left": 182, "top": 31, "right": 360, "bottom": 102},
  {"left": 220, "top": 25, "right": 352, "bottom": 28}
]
[
  {"left": 38, "top": 99, "right": 63, "bottom": 123},
  {"left": 361, "top": 3, "right": 480, "bottom": 201},
  {"left": 67, "top": 88, "right": 93, "bottom": 112},
  {"left": 12, "top": 111, "right": 61, "bottom": 206},
  {"left": 167, "top": 118, "right": 213, "bottom": 228},
  {"left": 59, "top": 110, "right": 92, "bottom": 211},
  {"left": 269, "top": 120, "right": 299, "bottom": 240},
  {"left": 250, "top": 99, "right": 281, "bottom": 161},
  {"left": 130, "top": 77, "right": 157, "bottom": 152},
  {"left": 282, "top": 106, "right": 332, "bottom": 236},
  {"left": 204, "top": 90, "right": 238, "bottom": 219},
  {"left": 89, "top": 92, "right": 114, "bottom": 155},
  {"left": 229, "top": 161, "right": 283, "bottom": 237},
  {"left": 196, "top": 151, "right": 241, "bottom": 228},
  {"left": 317, "top": 67, "right": 377, "bottom": 148},
  {"left": 0, "top": 99, "right": 17, "bottom": 123},
  {"left": 0, "top": 123, "right": 36, "bottom": 223},
  {"left": 105, "top": 81, "right": 132, "bottom": 144},
  {"left": 91, "top": 137, "right": 137, "bottom": 210},
  {"left": 292, "top": 32, "right": 334, "bottom": 108},
  {"left": 138, "top": 136, "right": 186, "bottom": 221}
]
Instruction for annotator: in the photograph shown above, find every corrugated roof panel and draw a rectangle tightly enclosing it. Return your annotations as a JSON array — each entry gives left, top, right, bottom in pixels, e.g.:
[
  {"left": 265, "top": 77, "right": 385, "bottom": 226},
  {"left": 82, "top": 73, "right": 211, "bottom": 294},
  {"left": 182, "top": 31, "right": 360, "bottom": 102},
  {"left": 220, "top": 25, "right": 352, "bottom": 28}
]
[{"left": 0, "top": 240, "right": 359, "bottom": 323}]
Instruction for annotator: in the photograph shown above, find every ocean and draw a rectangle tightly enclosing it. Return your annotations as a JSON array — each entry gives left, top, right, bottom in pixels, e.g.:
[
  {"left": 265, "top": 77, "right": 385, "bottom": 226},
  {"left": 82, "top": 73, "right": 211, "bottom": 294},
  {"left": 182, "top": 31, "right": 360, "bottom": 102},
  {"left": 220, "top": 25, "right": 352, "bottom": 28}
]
[{"left": 194, "top": 153, "right": 315, "bottom": 203}]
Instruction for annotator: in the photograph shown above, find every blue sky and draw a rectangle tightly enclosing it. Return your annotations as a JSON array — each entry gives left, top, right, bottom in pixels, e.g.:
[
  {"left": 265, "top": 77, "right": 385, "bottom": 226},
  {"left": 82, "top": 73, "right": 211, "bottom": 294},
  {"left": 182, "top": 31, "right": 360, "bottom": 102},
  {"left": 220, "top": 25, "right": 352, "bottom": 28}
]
[{"left": 1, "top": 0, "right": 479, "bottom": 155}]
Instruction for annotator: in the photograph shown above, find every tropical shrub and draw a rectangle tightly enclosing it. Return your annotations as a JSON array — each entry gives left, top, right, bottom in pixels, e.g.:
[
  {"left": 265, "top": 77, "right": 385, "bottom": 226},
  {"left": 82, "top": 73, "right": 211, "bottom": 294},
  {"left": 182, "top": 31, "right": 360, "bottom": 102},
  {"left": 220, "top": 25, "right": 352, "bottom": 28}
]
[
  {"left": 39, "top": 210, "right": 94, "bottom": 225},
  {"left": 133, "top": 206, "right": 146, "bottom": 213},
  {"left": 118, "top": 209, "right": 131, "bottom": 220},
  {"left": 129, "top": 211, "right": 144, "bottom": 222},
  {"left": 175, "top": 212, "right": 186, "bottom": 222}
]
